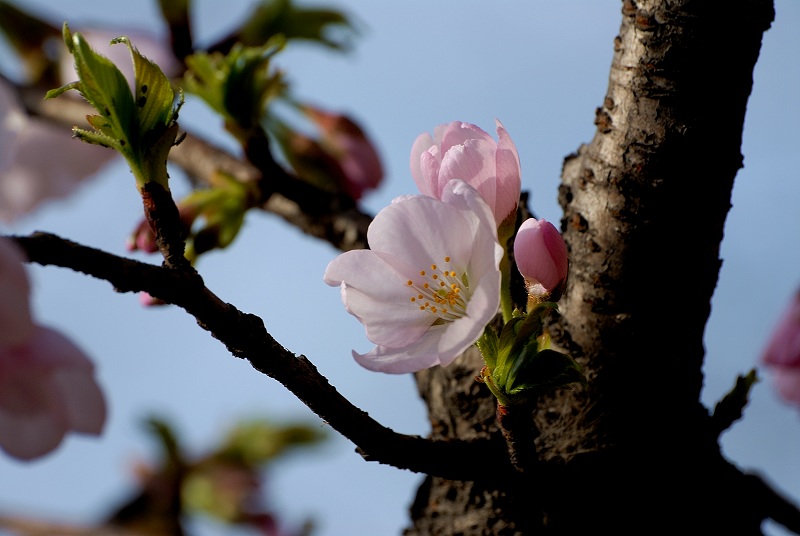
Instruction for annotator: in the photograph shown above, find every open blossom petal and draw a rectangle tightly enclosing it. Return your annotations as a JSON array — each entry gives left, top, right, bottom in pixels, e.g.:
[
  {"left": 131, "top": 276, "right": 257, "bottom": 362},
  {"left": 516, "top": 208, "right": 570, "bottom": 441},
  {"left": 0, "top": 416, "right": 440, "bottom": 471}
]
[
  {"left": 325, "top": 180, "right": 503, "bottom": 373},
  {"left": 0, "top": 326, "right": 106, "bottom": 460},
  {"left": 0, "top": 238, "right": 34, "bottom": 346},
  {"left": 410, "top": 120, "right": 521, "bottom": 226}
]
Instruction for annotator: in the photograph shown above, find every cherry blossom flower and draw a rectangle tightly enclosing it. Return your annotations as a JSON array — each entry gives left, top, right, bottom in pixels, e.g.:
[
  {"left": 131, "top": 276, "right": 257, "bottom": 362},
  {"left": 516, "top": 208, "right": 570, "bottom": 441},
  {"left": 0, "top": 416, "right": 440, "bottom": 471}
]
[
  {"left": 514, "top": 218, "right": 569, "bottom": 300},
  {"left": 324, "top": 180, "right": 503, "bottom": 373},
  {"left": 0, "top": 80, "right": 116, "bottom": 222},
  {"left": 0, "top": 238, "right": 106, "bottom": 459},
  {"left": 410, "top": 120, "right": 521, "bottom": 226},
  {"left": 761, "top": 292, "right": 800, "bottom": 405},
  {"left": 303, "top": 105, "right": 383, "bottom": 200}
]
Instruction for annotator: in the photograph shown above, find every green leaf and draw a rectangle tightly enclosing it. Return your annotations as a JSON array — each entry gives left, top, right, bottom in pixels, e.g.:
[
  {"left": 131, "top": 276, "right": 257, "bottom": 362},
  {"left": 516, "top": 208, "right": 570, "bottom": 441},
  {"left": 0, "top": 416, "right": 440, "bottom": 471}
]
[
  {"left": 183, "top": 42, "right": 284, "bottom": 131},
  {"left": 64, "top": 25, "right": 136, "bottom": 149},
  {"left": 238, "top": 0, "right": 357, "bottom": 50},
  {"left": 112, "top": 36, "right": 177, "bottom": 134},
  {"left": 48, "top": 24, "right": 182, "bottom": 190}
]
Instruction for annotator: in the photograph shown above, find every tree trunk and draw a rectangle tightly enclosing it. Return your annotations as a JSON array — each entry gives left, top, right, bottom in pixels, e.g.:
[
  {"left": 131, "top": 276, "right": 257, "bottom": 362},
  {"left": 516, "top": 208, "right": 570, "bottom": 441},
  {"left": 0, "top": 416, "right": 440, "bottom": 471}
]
[{"left": 405, "top": 1, "right": 776, "bottom": 534}]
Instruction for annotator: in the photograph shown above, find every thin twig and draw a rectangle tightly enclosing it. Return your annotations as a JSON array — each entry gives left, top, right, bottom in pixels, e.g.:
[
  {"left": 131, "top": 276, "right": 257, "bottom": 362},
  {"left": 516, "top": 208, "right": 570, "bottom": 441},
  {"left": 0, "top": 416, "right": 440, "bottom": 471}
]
[{"left": 11, "top": 232, "right": 509, "bottom": 482}]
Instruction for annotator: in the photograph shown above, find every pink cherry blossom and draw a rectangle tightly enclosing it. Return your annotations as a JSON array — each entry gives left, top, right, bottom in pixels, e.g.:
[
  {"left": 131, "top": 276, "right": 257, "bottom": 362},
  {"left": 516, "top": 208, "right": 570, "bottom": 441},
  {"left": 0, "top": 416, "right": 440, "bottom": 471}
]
[
  {"left": 0, "top": 326, "right": 106, "bottom": 460},
  {"left": 303, "top": 105, "right": 384, "bottom": 200},
  {"left": 324, "top": 180, "right": 503, "bottom": 373},
  {"left": 0, "top": 80, "right": 115, "bottom": 222},
  {"left": 410, "top": 120, "right": 521, "bottom": 226},
  {"left": 761, "top": 292, "right": 800, "bottom": 405},
  {"left": 514, "top": 218, "right": 569, "bottom": 299},
  {"left": 0, "top": 238, "right": 107, "bottom": 459}
]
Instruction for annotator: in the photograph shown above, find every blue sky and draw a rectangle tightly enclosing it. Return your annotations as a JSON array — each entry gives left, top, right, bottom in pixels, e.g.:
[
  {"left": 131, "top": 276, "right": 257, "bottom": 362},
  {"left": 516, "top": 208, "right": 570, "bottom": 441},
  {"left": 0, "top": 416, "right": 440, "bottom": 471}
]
[{"left": 1, "top": 1, "right": 799, "bottom": 535}]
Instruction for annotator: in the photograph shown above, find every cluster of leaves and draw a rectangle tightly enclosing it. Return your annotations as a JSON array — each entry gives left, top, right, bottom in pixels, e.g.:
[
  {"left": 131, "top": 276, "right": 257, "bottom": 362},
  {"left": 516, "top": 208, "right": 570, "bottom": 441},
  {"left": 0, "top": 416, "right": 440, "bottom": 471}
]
[
  {"left": 478, "top": 303, "right": 585, "bottom": 407},
  {"left": 46, "top": 25, "right": 183, "bottom": 192},
  {"left": 28, "top": 0, "right": 371, "bottom": 266}
]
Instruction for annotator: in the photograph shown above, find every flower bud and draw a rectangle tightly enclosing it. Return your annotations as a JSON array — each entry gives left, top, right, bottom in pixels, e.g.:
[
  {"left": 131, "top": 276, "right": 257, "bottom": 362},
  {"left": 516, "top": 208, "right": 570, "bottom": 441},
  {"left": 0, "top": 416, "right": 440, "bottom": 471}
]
[
  {"left": 514, "top": 218, "right": 568, "bottom": 302},
  {"left": 302, "top": 105, "right": 384, "bottom": 200},
  {"left": 410, "top": 120, "right": 521, "bottom": 227}
]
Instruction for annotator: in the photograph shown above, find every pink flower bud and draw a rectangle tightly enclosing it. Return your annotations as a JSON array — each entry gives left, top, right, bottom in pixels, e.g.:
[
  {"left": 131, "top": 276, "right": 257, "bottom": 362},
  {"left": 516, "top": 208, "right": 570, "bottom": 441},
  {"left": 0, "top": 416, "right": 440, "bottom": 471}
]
[
  {"left": 514, "top": 218, "right": 568, "bottom": 300},
  {"left": 303, "top": 105, "right": 384, "bottom": 200},
  {"left": 761, "top": 292, "right": 800, "bottom": 405},
  {"left": 410, "top": 120, "right": 521, "bottom": 226}
]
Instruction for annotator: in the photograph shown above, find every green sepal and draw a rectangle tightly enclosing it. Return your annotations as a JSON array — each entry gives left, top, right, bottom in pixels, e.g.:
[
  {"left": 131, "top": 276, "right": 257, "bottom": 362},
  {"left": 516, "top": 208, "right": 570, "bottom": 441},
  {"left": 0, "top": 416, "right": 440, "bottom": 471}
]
[
  {"left": 476, "top": 324, "right": 499, "bottom": 372},
  {"left": 44, "top": 81, "right": 81, "bottom": 100},
  {"left": 72, "top": 126, "right": 122, "bottom": 151},
  {"left": 476, "top": 301, "right": 584, "bottom": 405}
]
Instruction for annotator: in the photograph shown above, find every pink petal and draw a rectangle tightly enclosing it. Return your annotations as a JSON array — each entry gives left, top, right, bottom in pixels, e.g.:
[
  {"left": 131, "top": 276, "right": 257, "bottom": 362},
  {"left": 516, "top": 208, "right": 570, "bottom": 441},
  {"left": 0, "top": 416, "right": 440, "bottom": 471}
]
[
  {"left": 437, "top": 139, "right": 498, "bottom": 217},
  {"left": 324, "top": 250, "right": 434, "bottom": 348},
  {"left": 0, "top": 407, "right": 66, "bottom": 460},
  {"left": 762, "top": 293, "right": 800, "bottom": 368},
  {"left": 0, "top": 326, "right": 106, "bottom": 460},
  {"left": 353, "top": 326, "right": 446, "bottom": 374},
  {"left": 441, "top": 180, "right": 503, "bottom": 282},
  {"left": 48, "top": 367, "right": 106, "bottom": 434},
  {"left": 494, "top": 120, "right": 522, "bottom": 224},
  {"left": 772, "top": 366, "right": 800, "bottom": 405},
  {"left": 514, "top": 218, "right": 569, "bottom": 293},
  {"left": 437, "top": 272, "right": 500, "bottom": 365},
  {"left": 366, "top": 194, "right": 474, "bottom": 272},
  {"left": 439, "top": 122, "right": 493, "bottom": 154},
  {"left": 0, "top": 238, "right": 34, "bottom": 346},
  {"left": 0, "top": 98, "right": 115, "bottom": 222},
  {"left": 410, "top": 132, "right": 436, "bottom": 196}
]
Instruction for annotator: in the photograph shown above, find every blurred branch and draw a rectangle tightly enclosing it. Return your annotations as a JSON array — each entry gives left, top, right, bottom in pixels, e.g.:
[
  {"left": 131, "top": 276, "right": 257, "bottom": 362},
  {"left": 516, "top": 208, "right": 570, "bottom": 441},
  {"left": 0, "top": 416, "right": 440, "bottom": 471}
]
[
  {"left": 23, "top": 86, "right": 372, "bottom": 252},
  {"left": 10, "top": 231, "right": 508, "bottom": 482}
]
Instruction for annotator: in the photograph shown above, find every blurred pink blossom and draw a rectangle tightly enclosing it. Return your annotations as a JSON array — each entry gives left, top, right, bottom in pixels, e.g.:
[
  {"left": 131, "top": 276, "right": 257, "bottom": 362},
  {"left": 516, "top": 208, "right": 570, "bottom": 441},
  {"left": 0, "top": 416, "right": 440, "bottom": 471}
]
[
  {"left": 0, "top": 238, "right": 106, "bottom": 460},
  {"left": 324, "top": 180, "right": 503, "bottom": 373},
  {"left": 0, "top": 326, "right": 106, "bottom": 460},
  {"left": 0, "top": 237, "right": 34, "bottom": 346},
  {"left": 0, "top": 80, "right": 115, "bottom": 222},
  {"left": 410, "top": 120, "right": 521, "bottom": 226},
  {"left": 303, "top": 105, "right": 384, "bottom": 200},
  {"left": 761, "top": 292, "right": 800, "bottom": 405},
  {"left": 514, "top": 218, "right": 569, "bottom": 300}
]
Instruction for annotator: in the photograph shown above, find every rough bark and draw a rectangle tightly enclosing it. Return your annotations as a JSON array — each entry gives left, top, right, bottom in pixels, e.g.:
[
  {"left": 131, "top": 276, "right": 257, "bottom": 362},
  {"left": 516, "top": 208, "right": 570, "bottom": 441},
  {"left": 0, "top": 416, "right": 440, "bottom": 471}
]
[{"left": 405, "top": 1, "right": 777, "bottom": 534}]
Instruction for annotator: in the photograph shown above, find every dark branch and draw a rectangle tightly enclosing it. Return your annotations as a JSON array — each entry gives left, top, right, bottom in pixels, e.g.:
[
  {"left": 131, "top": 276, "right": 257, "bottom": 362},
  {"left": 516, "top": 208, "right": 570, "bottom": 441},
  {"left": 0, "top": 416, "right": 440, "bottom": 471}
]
[{"left": 11, "top": 231, "right": 509, "bottom": 482}]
